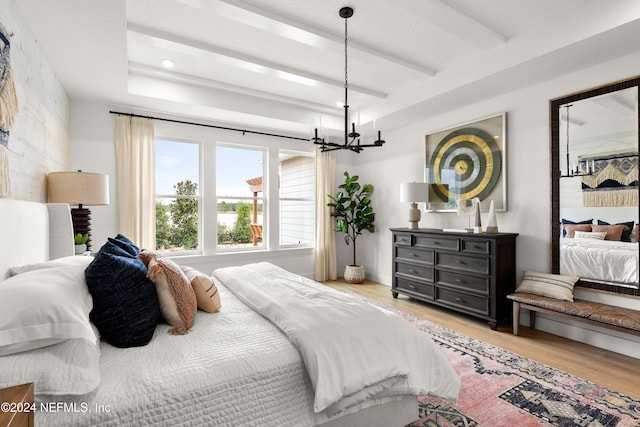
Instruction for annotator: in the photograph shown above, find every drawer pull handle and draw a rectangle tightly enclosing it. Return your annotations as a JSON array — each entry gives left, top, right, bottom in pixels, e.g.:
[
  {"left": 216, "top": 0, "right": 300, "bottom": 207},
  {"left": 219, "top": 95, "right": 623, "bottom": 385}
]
[
  {"left": 408, "top": 285, "right": 417, "bottom": 289},
  {"left": 455, "top": 279, "right": 465, "bottom": 283},
  {"left": 454, "top": 297, "right": 464, "bottom": 302},
  {"left": 410, "top": 253, "right": 417, "bottom": 257},
  {"left": 408, "top": 269, "right": 416, "bottom": 273},
  {"left": 456, "top": 260, "right": 466, "bottom": 265}
]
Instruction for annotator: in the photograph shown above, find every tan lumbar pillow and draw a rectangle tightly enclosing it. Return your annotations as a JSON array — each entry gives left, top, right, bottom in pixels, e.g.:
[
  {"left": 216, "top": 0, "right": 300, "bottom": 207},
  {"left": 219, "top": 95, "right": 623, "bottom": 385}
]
[
  {"left": 515, "top": 271, "right": 579, "bottom": 302},
  {"left": 138, "top": 250, "right": 197, "bottom": 334},
  {"left": 180, "top": 265, "right": 221, "bottom": 313}
]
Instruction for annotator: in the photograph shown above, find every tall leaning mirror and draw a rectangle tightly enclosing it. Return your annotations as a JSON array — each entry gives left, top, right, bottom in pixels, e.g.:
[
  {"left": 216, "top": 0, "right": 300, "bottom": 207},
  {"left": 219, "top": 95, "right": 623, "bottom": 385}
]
[{"left": 550, "top": 76, "right": 640, "bottom": 296}]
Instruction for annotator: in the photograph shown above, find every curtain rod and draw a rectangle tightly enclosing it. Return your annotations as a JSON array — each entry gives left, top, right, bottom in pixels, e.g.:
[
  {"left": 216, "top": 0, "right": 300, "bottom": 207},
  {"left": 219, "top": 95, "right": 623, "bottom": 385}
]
[{"left": 109, "top": 111, "right": 310, "bottom": 142}]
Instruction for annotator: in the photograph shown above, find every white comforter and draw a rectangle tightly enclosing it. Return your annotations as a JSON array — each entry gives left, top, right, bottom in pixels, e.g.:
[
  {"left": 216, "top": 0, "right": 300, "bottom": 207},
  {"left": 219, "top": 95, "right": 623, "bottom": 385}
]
[
  {"left": 560, "top": 238, "right": 639, "bottom": 284},
  {"left": 213, "top": 262, "right": 461, "bottom": 415}
]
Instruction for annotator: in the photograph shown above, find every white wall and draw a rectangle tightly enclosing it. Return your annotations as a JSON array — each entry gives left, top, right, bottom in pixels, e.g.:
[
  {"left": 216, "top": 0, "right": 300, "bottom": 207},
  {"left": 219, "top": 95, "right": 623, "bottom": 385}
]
[
  {"left": 334, "top": 52, "right": 640, "bottom": 359},
  {"left": 2, "top": 0, "right": 70, "bottom": 201}
]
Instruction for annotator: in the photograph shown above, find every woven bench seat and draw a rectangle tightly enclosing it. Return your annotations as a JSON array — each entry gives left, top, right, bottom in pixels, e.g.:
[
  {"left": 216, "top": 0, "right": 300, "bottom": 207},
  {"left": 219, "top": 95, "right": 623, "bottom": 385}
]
[{"left": 507, "top": 292, "right": 640, "bottom": 337}]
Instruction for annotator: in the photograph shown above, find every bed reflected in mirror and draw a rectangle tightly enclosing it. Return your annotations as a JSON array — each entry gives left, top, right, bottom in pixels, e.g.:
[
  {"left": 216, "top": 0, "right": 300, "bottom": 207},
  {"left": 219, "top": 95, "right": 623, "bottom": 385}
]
[{"left": 551, "top": 77, "right": 640, "bottom": 295}]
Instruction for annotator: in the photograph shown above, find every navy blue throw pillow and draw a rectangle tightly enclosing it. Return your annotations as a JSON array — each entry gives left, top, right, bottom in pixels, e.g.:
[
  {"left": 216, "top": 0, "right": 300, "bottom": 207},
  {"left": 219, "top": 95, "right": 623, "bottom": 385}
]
[
  {"left": 85, "top": 241, "right": 159, "bottom": 348},
  {"left": 597, "top": 220, "right": 635, "bottom": 242},
  {"left": 107, "top": 234, "right": 140, "bottom": 256},
  {"left": 561, "top": 218, "right": 592, "bottom": 237}
]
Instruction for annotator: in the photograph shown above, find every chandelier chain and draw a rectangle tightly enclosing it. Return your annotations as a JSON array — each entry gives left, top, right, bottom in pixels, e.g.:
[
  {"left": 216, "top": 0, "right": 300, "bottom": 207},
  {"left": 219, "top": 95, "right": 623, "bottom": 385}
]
[{"left": 344, "top": 16, "right": 348, "bottom": 91}]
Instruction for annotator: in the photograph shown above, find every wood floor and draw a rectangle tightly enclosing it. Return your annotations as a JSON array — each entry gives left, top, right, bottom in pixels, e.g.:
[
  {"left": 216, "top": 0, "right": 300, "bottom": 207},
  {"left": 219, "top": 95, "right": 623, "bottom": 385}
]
[{"left": 322, "top": 279, "right": 640, "bottom": 400}]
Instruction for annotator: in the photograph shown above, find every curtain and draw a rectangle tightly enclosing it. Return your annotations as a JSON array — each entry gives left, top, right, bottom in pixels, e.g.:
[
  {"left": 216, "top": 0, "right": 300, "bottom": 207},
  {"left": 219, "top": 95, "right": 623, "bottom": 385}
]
[
  {"left": 314, "top": 149, "right": 337, "bottom": 281},
  {"left": 115, "top": 116, "right": 155, "bottom": 249}
]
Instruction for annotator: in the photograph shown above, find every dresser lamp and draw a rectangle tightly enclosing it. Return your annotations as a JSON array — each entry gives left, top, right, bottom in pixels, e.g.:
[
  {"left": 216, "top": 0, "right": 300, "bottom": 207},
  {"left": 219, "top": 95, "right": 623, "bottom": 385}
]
[
  {"left": 47, "top": 170, "right": 109, "bottom": 251},
  {"left": 400, "top": 182, "right": 429, "bottom": 230}
]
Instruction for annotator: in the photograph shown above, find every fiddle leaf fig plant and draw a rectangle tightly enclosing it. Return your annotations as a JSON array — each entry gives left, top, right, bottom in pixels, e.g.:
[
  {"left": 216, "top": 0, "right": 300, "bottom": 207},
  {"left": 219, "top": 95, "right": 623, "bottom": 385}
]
[{"left": 327, "top": 171, "right": 375, "bottom": 267}]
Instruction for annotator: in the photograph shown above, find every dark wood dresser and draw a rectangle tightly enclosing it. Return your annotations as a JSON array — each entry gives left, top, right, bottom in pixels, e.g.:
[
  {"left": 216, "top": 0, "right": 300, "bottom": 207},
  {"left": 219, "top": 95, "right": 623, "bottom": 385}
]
[{"left": 391, "top": 228, "right": 518, "bottom": 329}]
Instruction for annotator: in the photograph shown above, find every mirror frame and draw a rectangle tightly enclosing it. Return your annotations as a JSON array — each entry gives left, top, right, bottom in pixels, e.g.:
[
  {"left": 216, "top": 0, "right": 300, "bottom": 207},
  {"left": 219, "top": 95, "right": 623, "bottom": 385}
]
[{"left": 550, "top": 76, "right": 640, "bottom": 296}]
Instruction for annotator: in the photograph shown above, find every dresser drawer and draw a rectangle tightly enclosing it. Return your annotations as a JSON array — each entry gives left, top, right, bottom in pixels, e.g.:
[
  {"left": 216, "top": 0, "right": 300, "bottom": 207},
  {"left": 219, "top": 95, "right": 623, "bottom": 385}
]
[
  {"left": 394, "top": 233, "right": 412, "bottom": 246},
  {"left": 414, "top": 235, "right": 459, "bottom": 251},
  {"left": 395, "top": 262, "right": 434, "bottom": 282},
  {"left": 461, "top": 239, "right": 490, "bottom": 255},
  {"left": 437, "top": 270, "right": 490, "bottom": 294},
  {"left": 395, "top": 277, "right": 434, "bottom": 298},
  {"left": 437, "top": 252, "right": 489, "bottom": 275},
  {"left": 436, "top": 288, "right": 489, "bottom": 315},
  {"left": 395, "top": 246, "right": 434, "bottom": 265}
]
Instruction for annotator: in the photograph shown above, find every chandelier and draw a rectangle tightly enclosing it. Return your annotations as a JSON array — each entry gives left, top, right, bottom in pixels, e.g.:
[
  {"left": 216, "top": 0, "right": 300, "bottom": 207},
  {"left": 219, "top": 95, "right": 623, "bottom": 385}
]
[
  {"left": 560, "top": 104, "right": 593, "bottom": 178},
  {"left": 312, "top": 7, "right": 385, "bottom": 153}
]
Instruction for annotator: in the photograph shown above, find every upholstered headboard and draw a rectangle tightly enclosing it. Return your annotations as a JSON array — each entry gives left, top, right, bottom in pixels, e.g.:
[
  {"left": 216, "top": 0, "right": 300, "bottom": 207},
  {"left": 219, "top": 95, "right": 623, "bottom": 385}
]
[{"left": 0, "top": 199, "right": 74, "bottom": 280}]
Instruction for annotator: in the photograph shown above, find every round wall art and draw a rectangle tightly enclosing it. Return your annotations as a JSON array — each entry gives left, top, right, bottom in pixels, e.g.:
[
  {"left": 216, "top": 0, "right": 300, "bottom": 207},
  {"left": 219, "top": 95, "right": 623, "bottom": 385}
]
[
  {"left": 429, "top": 127, "right": 501, "bottom": 201},
  {"left": 425, "top": 113, "right": 506, "bottom": 211}
]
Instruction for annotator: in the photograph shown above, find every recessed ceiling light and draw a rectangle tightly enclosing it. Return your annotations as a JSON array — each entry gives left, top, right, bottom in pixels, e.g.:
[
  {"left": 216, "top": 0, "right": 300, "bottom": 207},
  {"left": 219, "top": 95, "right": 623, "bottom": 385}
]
[{"left": 161, "top": 59, "right": 175, "bottom": 68}]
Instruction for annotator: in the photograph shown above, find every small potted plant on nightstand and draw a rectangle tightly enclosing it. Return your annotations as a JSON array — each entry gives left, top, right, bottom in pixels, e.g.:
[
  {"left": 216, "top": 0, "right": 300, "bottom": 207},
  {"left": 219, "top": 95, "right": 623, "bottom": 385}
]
[
  {"left": 327, "top": 171, "right": 375, "bottom": 284},
  {"left": 74, "top": 233, "right": 89, "bottom": 255}
]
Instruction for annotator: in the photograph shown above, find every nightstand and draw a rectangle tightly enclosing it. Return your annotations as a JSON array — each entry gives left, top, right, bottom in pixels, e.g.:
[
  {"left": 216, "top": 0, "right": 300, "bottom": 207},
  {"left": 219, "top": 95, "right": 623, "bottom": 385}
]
[{"left": 0, "top": 383, "right": 34, "bottom": 427}]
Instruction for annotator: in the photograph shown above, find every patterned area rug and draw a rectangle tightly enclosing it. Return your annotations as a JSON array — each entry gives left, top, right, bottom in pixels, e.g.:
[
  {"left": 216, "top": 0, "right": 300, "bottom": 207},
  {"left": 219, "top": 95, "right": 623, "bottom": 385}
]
[{"left": 351, "top": 294, "right": 640, "bottom": 427}]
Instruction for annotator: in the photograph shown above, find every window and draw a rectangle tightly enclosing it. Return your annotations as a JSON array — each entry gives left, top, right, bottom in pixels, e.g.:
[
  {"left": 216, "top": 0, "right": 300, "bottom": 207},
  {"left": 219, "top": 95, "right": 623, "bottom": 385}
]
[
  {"left": 154, "top": 130, "right": 315, "bottom": 255},
  {"left": 155, "top": 139, "right": 200, "bottom": 253},
  {"left": 216, "top": 145, "right": 265, "bottom": 250},
  {"left": 279, "top": 151, "right": 315, "bottom": 246}
]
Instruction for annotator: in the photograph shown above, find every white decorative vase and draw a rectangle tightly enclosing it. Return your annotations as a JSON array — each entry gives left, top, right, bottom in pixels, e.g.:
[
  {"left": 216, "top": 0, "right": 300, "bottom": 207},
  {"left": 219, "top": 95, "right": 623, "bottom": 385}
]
[
  {"left": 344, "top": 265, "right": 365, "bottom": 284},
  {"left": 74, "top": 244, "right": 87, "bottom": 255},
  {"left": 486, "top": 200, "right": 499, "bottom": 233},
  {"left": 473, "top": 200, "right": 483, "bottom": 233}
]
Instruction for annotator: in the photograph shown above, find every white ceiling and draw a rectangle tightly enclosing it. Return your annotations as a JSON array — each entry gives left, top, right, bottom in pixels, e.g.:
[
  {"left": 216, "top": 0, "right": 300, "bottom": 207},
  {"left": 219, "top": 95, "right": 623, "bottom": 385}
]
[{"left": 14, "top": 0, "right": 640, "bottom": 139}]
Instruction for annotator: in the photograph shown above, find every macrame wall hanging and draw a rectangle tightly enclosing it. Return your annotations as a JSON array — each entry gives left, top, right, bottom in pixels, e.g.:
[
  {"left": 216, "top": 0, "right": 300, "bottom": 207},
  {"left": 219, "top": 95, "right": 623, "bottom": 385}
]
[
  {"left": 0, "top": 21, "right": 18, "bottom": 198},
  {"left": 581, "top": 152, "right": 639, "bottom": 207}
]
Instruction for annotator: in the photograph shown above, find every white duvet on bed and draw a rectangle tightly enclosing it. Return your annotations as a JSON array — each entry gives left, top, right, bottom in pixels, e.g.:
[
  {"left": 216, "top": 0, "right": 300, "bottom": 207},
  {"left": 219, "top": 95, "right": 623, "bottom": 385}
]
[
  {"left": 36, "top": 276, "right": 421, "bottom": 427},
  {"left": 560, "top": 238, "right": 639, "bottom": 284},
  {"left": 213, "top": 262, "right": 460, "bottom": 415},
  {"left": 36, "top": 281, "right": 319, "bottom": 426}
]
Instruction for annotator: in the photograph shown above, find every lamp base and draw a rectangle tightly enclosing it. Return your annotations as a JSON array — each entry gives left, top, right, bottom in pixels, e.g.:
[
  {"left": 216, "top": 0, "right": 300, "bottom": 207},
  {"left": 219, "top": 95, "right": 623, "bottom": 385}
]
[
  {"left": 71, "top": 207, "right": 93, "bottom": 251},
  {"left": 408, "top": 202, "right": 421, "bottom": 230}
]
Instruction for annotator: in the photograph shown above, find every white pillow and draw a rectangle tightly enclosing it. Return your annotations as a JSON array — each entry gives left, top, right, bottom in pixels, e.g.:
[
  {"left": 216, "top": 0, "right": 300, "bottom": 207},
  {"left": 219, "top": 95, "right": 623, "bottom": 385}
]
[
  {"left": 9, "top": 255, "right": 93, "bottom": 276},
  {"left": 0, "top": 263, "right": 97, "bottom": 356},
  {"left": 0, "top": 333, "right": 101, "bottom": 399},
  {"left": 573, "top": 231, "right": 607, "bottom": 240}
]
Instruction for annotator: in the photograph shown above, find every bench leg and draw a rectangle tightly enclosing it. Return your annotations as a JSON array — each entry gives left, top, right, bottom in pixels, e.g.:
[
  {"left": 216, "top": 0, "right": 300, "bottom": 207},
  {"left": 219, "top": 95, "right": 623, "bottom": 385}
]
[
  {"left": 512, "top": 301, "right": 520, "bottom": 336},
  {"left": 529, "top": 310, "right": 536, "bottom": 331}
]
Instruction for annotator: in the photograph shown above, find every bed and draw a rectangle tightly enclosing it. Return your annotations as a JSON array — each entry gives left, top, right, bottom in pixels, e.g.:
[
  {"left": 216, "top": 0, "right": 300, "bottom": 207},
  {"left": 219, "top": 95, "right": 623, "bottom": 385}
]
[
  {"left": 560, "top": 237, "right": 639, "bottom": 285},
  {"left": 0, "top": 199, "right": 460, "bottom": 426}
]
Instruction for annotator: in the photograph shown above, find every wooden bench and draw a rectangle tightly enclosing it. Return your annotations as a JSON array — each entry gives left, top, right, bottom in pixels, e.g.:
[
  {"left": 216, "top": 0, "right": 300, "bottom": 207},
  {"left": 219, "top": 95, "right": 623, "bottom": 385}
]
[{"left": 507, "top": 292, "right": 640, "bottom": 337}]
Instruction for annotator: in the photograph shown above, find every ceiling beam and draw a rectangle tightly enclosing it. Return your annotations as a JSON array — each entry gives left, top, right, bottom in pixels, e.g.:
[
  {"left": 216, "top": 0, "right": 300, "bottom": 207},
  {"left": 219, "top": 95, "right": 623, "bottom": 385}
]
[
  {"left": 127, "top": 23, "right": 388, "bottom": 100},
  {"left": 401, "top": 0, "right": 506, "bottom": 50},
  {"left": 128, "top": 61, "right": 340, "bottom": 116},
  {"left": 185, "top": 0, "right": 436, "bottom": 76}
]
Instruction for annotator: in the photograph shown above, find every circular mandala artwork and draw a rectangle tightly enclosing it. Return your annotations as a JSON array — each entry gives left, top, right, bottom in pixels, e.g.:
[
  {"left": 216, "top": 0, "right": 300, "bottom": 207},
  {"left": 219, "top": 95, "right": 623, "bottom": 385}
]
[{"left": 429, "top": 127, "right": 502, "bottom": 202}]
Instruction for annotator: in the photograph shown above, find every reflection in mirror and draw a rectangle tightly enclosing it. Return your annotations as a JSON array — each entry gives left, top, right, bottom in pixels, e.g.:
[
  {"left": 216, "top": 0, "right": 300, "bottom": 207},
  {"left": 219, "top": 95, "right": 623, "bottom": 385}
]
[{"left": 551, "top": 77, "right": 640, "bottom": 295}]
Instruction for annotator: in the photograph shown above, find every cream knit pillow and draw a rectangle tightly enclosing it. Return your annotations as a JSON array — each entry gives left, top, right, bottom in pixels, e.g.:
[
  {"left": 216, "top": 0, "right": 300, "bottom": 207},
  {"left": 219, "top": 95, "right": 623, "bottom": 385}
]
[{"left": 180, "top": 265, "right": 221, "bottom": 313}]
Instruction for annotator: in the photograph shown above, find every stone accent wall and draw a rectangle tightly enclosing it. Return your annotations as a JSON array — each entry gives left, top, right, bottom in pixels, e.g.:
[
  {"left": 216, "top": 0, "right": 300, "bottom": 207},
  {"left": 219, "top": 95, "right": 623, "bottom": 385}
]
[{"left": 1, "top": 0, "right": 70, "bottom": 201}]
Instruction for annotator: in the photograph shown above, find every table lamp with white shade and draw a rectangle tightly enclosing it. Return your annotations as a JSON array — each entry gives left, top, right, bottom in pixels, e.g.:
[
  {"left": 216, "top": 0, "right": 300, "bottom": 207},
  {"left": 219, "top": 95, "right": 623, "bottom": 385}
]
[
  {"left": 400, "top": 182, "right": 429, "bottom": 229},
  {"left": 47, "top": 170, "right": 109, "bottom": 251}
]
